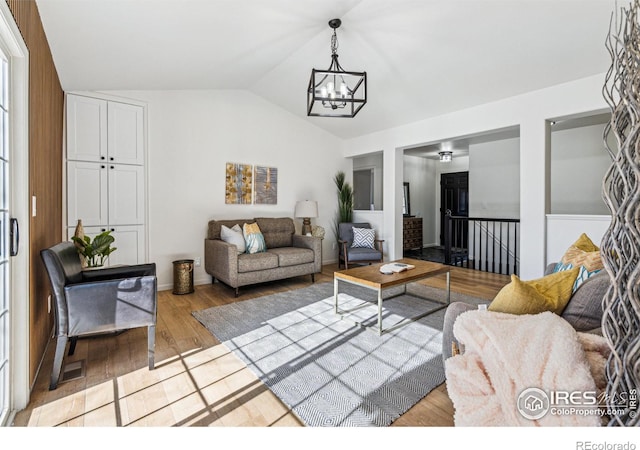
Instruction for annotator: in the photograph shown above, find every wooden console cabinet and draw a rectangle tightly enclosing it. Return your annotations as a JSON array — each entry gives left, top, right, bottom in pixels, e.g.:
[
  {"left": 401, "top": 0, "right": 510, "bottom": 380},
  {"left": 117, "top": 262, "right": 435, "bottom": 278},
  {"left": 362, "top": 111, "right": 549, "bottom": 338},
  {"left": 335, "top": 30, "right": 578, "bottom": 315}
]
[{"left": 403, "top": 217, "right": 423, "bottom": 251}]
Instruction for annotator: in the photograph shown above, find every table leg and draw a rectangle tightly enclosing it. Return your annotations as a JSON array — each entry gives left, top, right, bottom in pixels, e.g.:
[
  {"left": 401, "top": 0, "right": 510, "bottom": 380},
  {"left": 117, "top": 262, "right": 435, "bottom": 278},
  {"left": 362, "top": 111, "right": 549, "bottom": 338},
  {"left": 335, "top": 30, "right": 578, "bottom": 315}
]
[
  {"left": 377, "top": 288, "right": 383, "bottom": 336},
  {"left": 334, "top": 277, "right": 339, "bottom": 314},
  {"left": 446, "top": 270, "right": 451, "bottom": 305}
]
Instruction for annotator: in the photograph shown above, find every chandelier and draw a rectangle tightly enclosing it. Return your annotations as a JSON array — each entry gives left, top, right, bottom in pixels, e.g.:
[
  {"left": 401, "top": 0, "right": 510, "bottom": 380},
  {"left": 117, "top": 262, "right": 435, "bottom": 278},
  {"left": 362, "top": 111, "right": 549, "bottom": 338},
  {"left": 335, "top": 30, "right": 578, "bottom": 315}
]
[
  {"left": 307, "top": 19, "right": 367, "bottom": 118},
  {"left": 439, "top": 151, "right": 453, "bottom": 162}
]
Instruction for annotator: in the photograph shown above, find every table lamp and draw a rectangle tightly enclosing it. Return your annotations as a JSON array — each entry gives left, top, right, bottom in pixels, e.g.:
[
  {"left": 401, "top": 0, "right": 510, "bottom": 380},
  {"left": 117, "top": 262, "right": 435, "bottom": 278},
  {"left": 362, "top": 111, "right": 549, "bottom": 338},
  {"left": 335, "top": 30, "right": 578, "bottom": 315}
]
[{"left": 294, "top": 200, "right": 318, "bottom": 236}]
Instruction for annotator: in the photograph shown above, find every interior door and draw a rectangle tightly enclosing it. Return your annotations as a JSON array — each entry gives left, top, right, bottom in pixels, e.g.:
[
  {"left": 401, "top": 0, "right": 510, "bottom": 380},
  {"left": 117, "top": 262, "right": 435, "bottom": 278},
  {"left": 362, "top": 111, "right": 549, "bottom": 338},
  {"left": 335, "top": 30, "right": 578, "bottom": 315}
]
[{"left": 440, "top": 171, "right": 469, "bottom": 247}]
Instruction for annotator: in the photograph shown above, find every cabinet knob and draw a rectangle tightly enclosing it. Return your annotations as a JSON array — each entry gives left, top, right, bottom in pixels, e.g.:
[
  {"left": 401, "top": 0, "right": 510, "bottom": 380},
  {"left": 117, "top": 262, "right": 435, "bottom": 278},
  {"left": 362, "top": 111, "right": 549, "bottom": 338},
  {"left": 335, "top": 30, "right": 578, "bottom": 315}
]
[
  {"left": 100, "top": 156, "right": 105, "bottom": 160},
  {"left": 111, "top": 228, "right": 115, "bottom": 232},
  {"left": 101, "top": 165, "right": 105, "bottom": 169},
  {"left": 110, "top": 166, "right": 114, "bottom": 169},
  {"left": 101, "top": 228, "right": 106, "bottom": 232},
  {"left": 110, "top": 157, "right": 114, "bottom": 161}
]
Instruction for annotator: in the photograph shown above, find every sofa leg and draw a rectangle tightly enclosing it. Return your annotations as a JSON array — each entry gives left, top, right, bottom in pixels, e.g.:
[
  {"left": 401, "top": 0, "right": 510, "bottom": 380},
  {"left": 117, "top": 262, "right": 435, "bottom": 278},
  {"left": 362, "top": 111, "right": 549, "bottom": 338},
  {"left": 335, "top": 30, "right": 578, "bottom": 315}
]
[
  {"left": 148, "top": 325, "right": 156, "bottom": 370},
  {"left": 50, "top": 336, "right": 67, "bottom": 390},
  {"left": 235, "top": 287, "right": 239, "bottom": 297},
  {"left": 311, "top": 273, "right": 315, "bottom": 283},
  {"left": 211, "top": 276, "right": 216, "bottom": 284}
]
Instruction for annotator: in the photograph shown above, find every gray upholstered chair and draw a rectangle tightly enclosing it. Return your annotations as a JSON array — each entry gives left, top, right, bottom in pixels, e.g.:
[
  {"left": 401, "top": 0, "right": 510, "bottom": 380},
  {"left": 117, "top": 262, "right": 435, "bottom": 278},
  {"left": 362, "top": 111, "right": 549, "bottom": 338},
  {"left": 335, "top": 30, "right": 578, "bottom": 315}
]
[
  {"left": 41, "top": 242, "right": 157, "bottom": 390},
  {"left": 338, "top": 222, "right": 384, "bottom": 269}
]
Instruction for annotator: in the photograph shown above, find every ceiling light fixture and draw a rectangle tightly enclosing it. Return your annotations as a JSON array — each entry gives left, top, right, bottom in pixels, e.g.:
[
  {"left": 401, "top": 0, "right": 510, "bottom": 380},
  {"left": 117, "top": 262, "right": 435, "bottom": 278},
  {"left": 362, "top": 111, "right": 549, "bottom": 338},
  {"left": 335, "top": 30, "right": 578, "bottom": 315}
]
[
  {"left": 439, "top": 151, "right": 453, "bottom": 162},
  {"left": 307, "top": 19, "right": 367, "bottom": 118}
]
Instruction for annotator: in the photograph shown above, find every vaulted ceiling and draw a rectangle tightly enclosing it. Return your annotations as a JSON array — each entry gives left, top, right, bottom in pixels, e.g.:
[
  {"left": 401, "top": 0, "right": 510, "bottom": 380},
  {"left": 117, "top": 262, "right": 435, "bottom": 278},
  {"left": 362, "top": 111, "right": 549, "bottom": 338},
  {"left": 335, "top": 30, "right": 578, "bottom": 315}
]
[{"left": 35, "top": 0, "right": 616, "bottom": 139}]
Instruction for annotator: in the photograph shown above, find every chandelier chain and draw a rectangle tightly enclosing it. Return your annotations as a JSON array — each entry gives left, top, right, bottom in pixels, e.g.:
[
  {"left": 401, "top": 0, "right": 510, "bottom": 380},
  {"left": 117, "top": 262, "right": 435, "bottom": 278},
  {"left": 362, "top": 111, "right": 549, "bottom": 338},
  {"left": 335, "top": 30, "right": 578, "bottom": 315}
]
[{"left": 331, "top": 29, "right": 339, "bottom": 55}]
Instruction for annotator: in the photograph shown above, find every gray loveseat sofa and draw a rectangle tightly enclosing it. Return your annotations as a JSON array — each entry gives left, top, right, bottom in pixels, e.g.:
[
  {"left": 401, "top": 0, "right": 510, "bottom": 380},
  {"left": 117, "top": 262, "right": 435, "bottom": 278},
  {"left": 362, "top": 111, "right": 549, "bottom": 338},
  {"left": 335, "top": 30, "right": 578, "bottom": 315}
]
[
  {"left": 204, "top": 217, "right": 322, "bottom": 296},
  {"left": 442, "top": 263, "right": 609, "bottom": 361}
]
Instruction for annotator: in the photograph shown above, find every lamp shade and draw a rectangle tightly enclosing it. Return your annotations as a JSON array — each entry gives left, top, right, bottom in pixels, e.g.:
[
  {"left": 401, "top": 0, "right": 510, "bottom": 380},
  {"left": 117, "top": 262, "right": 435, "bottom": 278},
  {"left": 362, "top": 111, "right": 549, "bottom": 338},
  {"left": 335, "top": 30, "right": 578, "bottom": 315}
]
[{"left": 294, "top": 200, "right": 318, "bottom": 218}]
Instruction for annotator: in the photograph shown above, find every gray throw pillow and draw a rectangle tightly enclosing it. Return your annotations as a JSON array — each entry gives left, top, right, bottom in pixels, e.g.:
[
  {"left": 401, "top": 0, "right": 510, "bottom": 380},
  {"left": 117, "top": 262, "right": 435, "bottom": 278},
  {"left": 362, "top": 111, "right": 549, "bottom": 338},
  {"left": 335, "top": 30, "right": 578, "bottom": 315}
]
[{"left": 560, "top": 270, "right": 609, "bottom": 331}]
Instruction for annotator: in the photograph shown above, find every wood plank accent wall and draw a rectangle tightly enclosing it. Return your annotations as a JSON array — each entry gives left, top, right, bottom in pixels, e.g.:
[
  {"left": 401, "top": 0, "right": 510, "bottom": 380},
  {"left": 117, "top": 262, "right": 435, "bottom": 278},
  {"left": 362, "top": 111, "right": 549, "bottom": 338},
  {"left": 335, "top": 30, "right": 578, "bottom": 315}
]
[{"left": 6, "top": 0, "right": 64, "bottom": 385}]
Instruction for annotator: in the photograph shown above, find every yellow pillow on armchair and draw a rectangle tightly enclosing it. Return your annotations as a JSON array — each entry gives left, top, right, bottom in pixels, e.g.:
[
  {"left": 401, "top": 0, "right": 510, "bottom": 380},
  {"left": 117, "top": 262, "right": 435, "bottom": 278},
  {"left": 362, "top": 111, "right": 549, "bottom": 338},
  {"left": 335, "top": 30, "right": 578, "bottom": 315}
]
[{"left": 488, "top": 267, "right": 580, "bottom": 315}]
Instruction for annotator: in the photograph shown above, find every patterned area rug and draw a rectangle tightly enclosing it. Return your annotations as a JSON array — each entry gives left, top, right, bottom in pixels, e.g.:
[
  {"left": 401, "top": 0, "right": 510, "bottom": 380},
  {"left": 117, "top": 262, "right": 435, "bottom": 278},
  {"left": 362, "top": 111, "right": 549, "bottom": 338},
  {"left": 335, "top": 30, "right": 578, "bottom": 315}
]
[{"left": 192, "top": 281, "right": 485, "bottom": 427}]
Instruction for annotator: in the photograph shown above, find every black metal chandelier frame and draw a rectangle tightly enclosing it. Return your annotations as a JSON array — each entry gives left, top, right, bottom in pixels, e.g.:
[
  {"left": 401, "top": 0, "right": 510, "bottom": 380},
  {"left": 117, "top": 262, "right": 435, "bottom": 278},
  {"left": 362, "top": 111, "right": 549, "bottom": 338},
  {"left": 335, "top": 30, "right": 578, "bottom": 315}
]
[{"left": 307, "top": 18, "right": 367, "bottom": 118}]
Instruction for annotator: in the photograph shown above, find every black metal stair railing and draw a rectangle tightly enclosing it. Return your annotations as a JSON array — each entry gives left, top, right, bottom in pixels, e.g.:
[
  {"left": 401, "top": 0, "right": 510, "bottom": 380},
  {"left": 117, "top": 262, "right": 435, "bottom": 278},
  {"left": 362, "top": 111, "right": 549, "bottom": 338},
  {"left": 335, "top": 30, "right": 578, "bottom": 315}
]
[{"left": 444, "top": 213, "right": 520, "bottom": 275}]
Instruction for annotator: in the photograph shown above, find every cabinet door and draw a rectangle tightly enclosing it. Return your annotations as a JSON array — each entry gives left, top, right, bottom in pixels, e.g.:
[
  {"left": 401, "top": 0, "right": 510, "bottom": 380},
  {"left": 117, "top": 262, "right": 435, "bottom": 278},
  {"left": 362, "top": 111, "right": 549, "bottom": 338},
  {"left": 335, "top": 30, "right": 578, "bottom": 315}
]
[
  {"left": 66, "top": 94, "right": 108, "bottom": 162},
  {"left": 108, "top": 164, "right": 145, "bottom": 225},
  {"left": 67, "top": 161, "right": 108, "bottom": 227},
  {"left": 108, "top": 101, "right": 144, "bottom": 165},
  {"left": 108, "top": 225, "right": 145, "bottom": 266},
  {"left": 67, "top": 225, "right": 145, "bottom": 266}
]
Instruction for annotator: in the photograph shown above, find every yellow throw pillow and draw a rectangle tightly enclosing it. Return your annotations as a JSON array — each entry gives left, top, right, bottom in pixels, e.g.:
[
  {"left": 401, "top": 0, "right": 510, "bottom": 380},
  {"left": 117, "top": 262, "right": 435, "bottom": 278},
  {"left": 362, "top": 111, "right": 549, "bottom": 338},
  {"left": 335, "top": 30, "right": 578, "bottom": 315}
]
[
  {"left": 488, "top": 267, "right": 580, "bottom": 315},
  {"left": 572, "top": 233, "right": 600, "bottom": 252}
]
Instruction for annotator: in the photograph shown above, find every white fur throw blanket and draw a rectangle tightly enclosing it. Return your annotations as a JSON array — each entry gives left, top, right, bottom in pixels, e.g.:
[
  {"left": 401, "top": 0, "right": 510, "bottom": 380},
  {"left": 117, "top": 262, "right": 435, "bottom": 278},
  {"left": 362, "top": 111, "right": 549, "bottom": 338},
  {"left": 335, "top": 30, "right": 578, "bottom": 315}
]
[{"left": 445, "top": 310, "right": 610, "bottom": 426}]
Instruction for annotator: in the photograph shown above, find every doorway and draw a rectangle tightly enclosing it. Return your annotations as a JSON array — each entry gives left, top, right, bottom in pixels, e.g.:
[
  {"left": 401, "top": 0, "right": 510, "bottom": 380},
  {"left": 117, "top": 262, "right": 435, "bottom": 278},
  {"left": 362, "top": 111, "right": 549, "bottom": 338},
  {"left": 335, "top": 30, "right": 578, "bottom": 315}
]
[{"left": 440, "top": 171, "right": 469, "bottom": 246}]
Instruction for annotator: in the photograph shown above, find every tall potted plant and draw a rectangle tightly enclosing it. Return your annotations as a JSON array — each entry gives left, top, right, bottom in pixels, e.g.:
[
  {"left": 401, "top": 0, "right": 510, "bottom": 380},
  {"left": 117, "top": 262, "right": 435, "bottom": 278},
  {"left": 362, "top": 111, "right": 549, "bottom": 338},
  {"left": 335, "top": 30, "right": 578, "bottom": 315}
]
[{"left": 333, "top": 170, "right": 354, "bottom": 242}]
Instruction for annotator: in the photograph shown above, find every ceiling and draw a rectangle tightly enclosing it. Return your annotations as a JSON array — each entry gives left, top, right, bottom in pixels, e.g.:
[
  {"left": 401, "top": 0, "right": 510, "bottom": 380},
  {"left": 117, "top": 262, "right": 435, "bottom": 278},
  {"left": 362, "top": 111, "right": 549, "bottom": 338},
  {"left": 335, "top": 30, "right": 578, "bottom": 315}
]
[{"left": 35, "top": 0, "right": 616, "bottom": 139}]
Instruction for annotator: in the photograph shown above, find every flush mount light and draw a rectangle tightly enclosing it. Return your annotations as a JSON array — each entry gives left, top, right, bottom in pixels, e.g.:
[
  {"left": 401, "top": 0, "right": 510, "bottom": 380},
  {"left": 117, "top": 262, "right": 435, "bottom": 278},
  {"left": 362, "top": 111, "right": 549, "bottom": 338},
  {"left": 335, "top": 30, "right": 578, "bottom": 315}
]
[
  {"left": 307, "top": 18, "right": 367, "bottom": 118},
  {"left": 439, "top": 151, "right": 453, "bottom": 162}
]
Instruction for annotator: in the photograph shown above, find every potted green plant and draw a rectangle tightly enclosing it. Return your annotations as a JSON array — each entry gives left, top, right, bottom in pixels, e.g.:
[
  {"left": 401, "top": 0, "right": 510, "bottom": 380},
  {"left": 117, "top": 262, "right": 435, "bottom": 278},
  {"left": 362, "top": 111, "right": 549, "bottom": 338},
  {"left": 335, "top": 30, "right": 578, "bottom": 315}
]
[
  {"left": 333, "top": 170, "right": 354, "bottom": 241},
  {"left": 72, "top": 230, "right": 117, "bottom": 268}
]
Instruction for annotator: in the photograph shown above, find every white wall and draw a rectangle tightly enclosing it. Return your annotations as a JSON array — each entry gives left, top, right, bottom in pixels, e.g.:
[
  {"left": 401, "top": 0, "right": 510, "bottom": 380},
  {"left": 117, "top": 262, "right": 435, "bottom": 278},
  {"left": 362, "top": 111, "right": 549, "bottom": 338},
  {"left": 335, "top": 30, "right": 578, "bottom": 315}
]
[
  {"left": 105, "top": 89, "right": 347, "bottom": 289},
  {"left": 468, "top": 137, "right": 520, "bottom": 218},
  {"left": 546, "top": 214, "right": 611, "bottom": 265},
  {"left": 403, "top": 155, "right": 437, "bottom": 246},
  {"left": 551, "top": 123, "right": 612, "bottom": 215},
  {"left": 343, "top": 74, "right": 609, "bottom": 279}
]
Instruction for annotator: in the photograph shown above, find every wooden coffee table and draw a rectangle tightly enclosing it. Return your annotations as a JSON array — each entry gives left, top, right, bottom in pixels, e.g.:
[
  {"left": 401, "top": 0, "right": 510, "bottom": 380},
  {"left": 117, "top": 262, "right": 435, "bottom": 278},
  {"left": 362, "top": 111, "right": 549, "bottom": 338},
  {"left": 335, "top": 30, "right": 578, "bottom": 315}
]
[{"left": 333, "top": 258, "right": 451, "bottom": 335}]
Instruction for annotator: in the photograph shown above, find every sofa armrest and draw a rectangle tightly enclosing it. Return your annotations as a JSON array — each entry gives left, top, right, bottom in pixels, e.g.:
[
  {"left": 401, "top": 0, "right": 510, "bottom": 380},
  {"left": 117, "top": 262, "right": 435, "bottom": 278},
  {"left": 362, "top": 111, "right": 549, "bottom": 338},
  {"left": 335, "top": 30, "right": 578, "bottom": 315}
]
[
  {"left": 545, "top": 263, "right": 557, "bottom": 276},
  {"left": 442, "top": 302, "right": 486, "bottom": 363},
  {"left": 204, "top": 239, "right": 239, "bottom": 286},
  {"left": 81, "top": 263, "right": 156, "bottom": 282},
  {"left": 292, "top": 234, "right": 322, "bottom": 273}
]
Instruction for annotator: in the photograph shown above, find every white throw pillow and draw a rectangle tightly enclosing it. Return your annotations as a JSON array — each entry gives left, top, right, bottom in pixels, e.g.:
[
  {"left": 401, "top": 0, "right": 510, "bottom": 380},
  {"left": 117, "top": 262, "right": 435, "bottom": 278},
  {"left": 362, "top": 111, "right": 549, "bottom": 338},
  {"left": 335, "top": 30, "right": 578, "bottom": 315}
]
[
  {"left": 351, "top": 227, "right": 375, "bottom": 249},
  {"left": 220, "top": 224, "right": 246, "bottom": 254}
]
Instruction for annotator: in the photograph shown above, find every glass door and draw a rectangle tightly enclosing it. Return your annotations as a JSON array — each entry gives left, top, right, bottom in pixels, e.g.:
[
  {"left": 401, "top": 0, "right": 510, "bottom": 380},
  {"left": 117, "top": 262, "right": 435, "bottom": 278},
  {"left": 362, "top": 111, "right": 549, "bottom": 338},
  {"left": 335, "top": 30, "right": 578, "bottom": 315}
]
[{"left": 0, "top": 52, "right": 9, "bottom": 426}]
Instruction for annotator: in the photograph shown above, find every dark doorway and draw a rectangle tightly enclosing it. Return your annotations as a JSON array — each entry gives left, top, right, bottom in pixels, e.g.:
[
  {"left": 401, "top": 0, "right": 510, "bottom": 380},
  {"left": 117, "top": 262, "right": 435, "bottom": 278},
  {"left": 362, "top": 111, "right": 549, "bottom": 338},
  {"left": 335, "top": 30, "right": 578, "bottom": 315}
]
[{"left": 440, "top": 171, "right": 469, "bottom": 246}]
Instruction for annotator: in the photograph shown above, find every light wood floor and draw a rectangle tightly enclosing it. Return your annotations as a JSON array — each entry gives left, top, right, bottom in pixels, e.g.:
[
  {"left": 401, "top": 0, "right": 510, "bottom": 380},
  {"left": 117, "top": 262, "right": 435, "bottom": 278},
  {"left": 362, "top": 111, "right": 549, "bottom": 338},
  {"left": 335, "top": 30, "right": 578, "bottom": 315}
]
[{"left": 12, "top": 263, "right": 509, "bottom": 427}]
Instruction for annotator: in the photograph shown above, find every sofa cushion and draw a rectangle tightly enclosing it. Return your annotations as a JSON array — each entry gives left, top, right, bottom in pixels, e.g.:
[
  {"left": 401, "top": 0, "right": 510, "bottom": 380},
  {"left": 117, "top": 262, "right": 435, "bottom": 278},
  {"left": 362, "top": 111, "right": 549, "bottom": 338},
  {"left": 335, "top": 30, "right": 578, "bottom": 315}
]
[
  {"left": 243, "top": 222, "right": 267, "bottom": 254},
  {"left": 220, "top": 224, "right": 246, "bottom": 254},
  {"left": 255, "top": 217, "right": 294, "bottom": 248},
  {"left": 346, "top": 247, "right": 383, "bottom": 262},
  {"left": 561, "top": 270, "right": 609, "bottom": 331},
  {"left": 237, "top": 252, "right": 278, "bottom": 273},
  {"left": 352, "top": 227, "right": 375, "bottom": 249},
  {"left": 553, "top": 233, "right": 603, "bottom": 292},
  {"left": 488, "top": 267, "right": 580, "bottom": 315},
  {"left": 268, "top": 247, "right": 314, "bottom": 267},
  {"left": 208, "top": 219, "right": 253, "bottom": 240}
]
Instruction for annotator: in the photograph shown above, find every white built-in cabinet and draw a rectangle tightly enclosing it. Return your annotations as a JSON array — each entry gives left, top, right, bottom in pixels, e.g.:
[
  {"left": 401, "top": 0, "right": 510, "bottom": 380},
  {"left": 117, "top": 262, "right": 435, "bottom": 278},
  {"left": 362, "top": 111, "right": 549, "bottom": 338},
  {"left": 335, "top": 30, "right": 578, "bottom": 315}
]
[{"left": 66, "top": 93, "right": 146, "bottom": 266}]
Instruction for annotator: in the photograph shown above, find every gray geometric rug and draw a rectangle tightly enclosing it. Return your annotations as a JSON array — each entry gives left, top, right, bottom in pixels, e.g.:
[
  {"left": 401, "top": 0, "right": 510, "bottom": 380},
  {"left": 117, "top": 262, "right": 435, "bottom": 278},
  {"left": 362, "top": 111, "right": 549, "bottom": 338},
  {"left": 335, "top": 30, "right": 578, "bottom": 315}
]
[{"left": 192, "top": 281, "right": 486, "bottom": 427}]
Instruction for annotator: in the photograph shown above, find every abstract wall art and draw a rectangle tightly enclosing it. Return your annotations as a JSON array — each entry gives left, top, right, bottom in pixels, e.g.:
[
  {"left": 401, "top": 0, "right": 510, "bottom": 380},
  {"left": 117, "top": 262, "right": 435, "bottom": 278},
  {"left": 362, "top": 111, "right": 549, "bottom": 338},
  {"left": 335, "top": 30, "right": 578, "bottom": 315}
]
[
  {"left": 254, "top": 165, "right": 278, "bottom": 205},
  {"left": 225, "top": 162, "right": 253, "bottom": 204}
]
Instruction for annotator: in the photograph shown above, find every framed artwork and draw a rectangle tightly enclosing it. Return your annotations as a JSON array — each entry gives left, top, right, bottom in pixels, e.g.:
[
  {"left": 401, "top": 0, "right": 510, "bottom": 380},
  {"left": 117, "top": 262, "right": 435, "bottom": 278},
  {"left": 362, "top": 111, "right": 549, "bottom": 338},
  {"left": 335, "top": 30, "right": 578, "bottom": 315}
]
[
  {"left": 225, "top": 162, "right": 252, "bottom": 204},
  {"left": 254, "top": 165, "right": 278, "bottom": 205}
]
